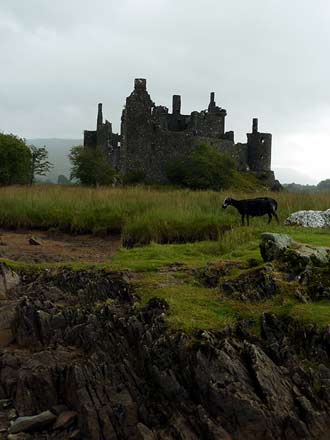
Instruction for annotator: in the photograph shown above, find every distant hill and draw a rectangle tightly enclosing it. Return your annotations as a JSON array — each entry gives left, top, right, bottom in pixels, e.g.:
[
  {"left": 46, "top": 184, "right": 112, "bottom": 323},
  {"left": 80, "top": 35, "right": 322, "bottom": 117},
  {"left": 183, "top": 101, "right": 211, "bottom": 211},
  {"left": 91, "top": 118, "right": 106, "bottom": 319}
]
[
  {"left": 273, "top": 167, "right": 318, "bottom": 185},
  {"left": 27, "top": 138, "right": 82, "bottom": 183}
]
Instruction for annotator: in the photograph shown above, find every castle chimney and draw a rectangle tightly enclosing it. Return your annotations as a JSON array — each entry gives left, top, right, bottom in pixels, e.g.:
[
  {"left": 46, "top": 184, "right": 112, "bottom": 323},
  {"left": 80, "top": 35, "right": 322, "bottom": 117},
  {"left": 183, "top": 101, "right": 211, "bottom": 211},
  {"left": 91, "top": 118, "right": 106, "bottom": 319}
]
[
  {"left": 172, "top": 95, "right": 181, "bottom": 115},
  {"left": 97, "top": 103, "right": 103, "bottom": 129},
  {"left": 208, "top": 92, "right": 216, "bottom": 112},
  {"left": 252, "top": 118, "right": 258, "bottom": 133},
  {"left": 134, "top": 78, "right": 147, "bottom": 91}
]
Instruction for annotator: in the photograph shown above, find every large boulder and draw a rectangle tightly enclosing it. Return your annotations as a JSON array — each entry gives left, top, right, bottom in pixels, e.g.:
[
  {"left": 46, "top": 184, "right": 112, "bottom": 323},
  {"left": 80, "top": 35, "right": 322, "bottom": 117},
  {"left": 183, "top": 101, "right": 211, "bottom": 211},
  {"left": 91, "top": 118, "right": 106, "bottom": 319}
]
[
  {"left": 260, "top": 232, "right": 330, "bottom": 271},
  {"left": 285, "top": 209, "right": 330, "bottom": 228},
  {"left": 260, "top": 232, "right": 293, "bottom": 262},
  {"left": 9, "top": 410, "right": 56, "bottom": 434}
]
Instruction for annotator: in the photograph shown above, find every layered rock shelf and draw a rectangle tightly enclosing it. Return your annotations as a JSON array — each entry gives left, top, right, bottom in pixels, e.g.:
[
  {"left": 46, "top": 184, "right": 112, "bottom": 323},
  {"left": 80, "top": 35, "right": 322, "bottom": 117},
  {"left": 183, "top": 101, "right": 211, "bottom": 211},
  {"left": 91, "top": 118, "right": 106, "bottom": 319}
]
[{"left": 1, "top": 233, "right": 330, "bottom": 439}]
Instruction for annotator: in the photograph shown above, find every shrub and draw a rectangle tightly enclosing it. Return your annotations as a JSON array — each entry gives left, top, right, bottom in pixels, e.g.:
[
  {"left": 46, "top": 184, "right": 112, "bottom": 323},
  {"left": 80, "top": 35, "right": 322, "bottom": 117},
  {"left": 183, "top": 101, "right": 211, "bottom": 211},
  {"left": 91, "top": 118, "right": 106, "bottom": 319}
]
[
  {"left": 166, "top": 144, "right": 236, "bottom": 190},
  {"left": 122, "top": 169, "right": 146, "bottom": 185},
  {"left": 69, "top": 145, "right": 115, "bottom": 186}
]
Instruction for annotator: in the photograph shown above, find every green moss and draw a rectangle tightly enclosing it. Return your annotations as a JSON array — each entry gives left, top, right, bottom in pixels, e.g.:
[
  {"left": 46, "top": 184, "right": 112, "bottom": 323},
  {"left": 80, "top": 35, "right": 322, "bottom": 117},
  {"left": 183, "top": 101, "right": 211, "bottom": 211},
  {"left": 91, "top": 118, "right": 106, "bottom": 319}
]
[
  {"left": 136, "top": 281, "right": 237, "bottom": 332},
  {"left": 289, "top": 301, "right": 330, "bottom": 328}
]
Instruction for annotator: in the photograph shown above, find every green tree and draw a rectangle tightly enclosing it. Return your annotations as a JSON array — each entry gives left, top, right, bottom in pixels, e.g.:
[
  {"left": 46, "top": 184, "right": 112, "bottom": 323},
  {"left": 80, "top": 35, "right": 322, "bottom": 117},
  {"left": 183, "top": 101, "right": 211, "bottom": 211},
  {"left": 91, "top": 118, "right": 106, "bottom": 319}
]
[
  {"left": 166, "top": 144, "right": 236, "bottom": 190},
  {"left": 29, "top": 145, "right": 53, "bottom": 184},
  {"left": 0, "top": 133, "right": 31, "bottom": 185},
  {"left": 69, "top": 145, "right": 115, "bottom": 186},
  {"left": 317, "top": 179, "right": 330, "bottom": 191}
]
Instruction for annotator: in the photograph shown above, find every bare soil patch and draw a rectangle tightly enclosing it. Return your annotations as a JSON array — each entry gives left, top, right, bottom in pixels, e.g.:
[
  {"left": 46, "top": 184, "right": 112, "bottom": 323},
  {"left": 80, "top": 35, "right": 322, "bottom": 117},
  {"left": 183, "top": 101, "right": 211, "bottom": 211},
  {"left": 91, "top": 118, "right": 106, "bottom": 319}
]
[{"left": 0, "top": 229, "right": 122, "bottom": 263}]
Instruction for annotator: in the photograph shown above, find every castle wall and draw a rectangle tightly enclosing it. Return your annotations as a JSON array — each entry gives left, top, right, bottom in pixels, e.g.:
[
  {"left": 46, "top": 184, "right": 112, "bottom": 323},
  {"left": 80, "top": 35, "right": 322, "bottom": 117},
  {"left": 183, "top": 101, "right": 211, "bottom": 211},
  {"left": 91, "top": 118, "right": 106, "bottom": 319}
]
[
  {"left": 83, "top": 130, "right": 97, "bottom": 147},
  {"left": 122, "top": 123, "right": 247, "bottom": 182}
]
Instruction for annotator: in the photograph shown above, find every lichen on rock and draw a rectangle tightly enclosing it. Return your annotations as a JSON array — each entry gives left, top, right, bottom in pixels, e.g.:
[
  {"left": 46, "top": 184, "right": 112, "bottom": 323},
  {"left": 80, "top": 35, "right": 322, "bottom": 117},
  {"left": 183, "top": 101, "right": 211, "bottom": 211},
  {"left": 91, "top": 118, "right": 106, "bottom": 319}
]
[{"left": 285, "top": 209, "right": 330, "bottom": 228}]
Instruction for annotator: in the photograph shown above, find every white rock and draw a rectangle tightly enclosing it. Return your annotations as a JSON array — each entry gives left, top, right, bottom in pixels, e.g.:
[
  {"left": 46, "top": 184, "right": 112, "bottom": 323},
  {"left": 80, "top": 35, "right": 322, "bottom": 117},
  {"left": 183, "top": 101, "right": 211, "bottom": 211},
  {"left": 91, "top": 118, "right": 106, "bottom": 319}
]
[{"left": 285, "top": 210, "right": 330, "bottom": 228}]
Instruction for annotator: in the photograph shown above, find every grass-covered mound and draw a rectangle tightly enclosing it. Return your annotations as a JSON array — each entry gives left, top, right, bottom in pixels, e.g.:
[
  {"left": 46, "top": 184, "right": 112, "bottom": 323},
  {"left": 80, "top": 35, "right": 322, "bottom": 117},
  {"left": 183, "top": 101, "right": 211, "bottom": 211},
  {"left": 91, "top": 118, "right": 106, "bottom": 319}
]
[{"left": 2, "top": 222, "right": 330, "bottom": 334}]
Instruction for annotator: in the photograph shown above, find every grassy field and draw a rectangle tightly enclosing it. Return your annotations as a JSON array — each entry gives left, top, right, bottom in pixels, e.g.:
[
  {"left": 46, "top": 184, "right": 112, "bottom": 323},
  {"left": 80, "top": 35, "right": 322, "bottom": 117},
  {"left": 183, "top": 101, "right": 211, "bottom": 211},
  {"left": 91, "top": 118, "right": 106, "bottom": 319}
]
[
  {"left": 0, "top": 185, "right": 329, "bottom": 246},
  {"left": 1, "top": 185, "right": 330, "bottom": 334}
]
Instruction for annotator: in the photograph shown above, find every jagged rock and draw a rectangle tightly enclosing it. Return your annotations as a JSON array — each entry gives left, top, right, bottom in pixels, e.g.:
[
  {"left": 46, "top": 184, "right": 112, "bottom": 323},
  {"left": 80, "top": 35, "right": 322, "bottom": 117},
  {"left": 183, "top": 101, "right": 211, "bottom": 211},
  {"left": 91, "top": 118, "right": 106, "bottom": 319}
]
[
  {"left": 28, "top": 237, "right": 42, "bottom": 246},
  {"left": 221, "top": 265, "right": 277, "bottom": 301},
  {"left": 0, "top": 263, "right": 20, "bottom": 300},
  {"left": 0, "top": 399, "right": 13, "bottom": 410},
  {"left": 294, "top": 289, "right": 310, "bottom": 303},
  {"left": 136, "top": 423, "right": 156, "bottom": 439},
  {"left": 260, "top": 232, "right": 330, "bottom": 271},
  {"left": 198, "top": 261, "right": 246, "bottom": 287},
  {"left": 8, "top": 435, "right": 32, "bottom": 440},
  {"left": 9, "top": 410, "right": 56, "bottom": 434},
  {"left": 285, "top": 209, "right": 330, "bottom": 228},
  {"left": 51, "top": 404, "right": 69, "bottom": 416},
  {"left": 0, "top": 303, "right": 16, "bottom": 348},
  {"left": 260, "top": 232, "right": 293, "bottom": 262},
  {"left": 283, "top": 245, "right": 330, "bottom": 273},
  {"left": 3, "top": 268, "right": 330, "bottom": 439},
  {"left": 53, "top": 410, "right": 78, "bottom": 430}
]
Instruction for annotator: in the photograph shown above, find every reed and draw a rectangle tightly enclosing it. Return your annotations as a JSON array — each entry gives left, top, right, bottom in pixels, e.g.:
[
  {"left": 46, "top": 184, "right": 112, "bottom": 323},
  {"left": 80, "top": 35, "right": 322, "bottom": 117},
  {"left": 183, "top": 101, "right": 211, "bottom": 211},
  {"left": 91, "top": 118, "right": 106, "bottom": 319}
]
[{"left": 0, "top": 185, "right": 329, "bottom": 246}]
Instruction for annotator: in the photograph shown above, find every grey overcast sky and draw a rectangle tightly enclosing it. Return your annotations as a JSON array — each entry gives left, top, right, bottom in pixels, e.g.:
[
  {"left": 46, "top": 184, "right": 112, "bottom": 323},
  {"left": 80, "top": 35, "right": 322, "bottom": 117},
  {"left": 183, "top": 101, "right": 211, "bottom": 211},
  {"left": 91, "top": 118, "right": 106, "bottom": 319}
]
[{"left": 1, "top": 0, "right": 330, "bottom": 182}]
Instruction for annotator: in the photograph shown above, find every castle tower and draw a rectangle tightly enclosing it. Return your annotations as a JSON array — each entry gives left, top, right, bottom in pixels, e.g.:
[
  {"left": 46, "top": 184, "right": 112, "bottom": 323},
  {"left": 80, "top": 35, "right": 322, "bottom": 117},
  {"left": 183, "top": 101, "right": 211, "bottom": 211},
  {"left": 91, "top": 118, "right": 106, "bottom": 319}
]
[
  {"left": 120, "top": 78, "right": 154, "bottom": 174},
  {"left": 247, "top": 118, "right": 272, "bottom": 171}
]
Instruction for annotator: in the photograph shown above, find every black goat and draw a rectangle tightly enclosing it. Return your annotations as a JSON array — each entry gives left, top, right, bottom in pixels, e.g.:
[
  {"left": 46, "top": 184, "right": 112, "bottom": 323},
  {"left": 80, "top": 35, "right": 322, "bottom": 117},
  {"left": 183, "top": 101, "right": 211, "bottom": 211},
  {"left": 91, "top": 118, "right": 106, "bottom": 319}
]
[{"left": 222, "top": 197, "right": 279, "bottom": 226}]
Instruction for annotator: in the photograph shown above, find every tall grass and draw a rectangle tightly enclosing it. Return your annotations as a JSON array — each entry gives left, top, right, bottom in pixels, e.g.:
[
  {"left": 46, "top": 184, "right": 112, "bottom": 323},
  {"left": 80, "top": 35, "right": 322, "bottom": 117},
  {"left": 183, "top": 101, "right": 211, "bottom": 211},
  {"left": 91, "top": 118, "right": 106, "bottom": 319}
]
[{"left": 0, "top": 185, "right": 329, "bottom": 246}]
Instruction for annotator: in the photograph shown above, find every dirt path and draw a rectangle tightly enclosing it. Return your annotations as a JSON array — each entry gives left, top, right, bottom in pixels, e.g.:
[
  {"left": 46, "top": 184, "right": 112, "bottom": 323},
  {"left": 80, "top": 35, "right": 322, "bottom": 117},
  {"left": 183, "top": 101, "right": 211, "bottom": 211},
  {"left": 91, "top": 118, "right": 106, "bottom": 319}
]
[{"left": 0, "top": 230, "right": 122, "bottom": 263}]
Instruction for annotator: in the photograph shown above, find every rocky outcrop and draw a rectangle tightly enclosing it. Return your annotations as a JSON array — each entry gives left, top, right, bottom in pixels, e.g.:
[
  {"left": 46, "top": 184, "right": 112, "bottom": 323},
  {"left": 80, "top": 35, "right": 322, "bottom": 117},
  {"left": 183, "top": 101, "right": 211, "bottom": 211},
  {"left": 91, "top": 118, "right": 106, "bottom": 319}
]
[
  {"left": 0, "top": 263, "right": 20, "bottom": 300},
  {"left": 1, "top": 267, "right": 330, "bottom": 439},
  {"left": 221, "top": 264, "right": 277, "bottom": 301},
  {"left": 9, "top": 411, "right": 56, "bottom": 434},
  {"left": 285, "top": 209, "right": 330, "bottom": 228},
  {"left": 260, "top": 232, "right": 330, "bottom": 272}
]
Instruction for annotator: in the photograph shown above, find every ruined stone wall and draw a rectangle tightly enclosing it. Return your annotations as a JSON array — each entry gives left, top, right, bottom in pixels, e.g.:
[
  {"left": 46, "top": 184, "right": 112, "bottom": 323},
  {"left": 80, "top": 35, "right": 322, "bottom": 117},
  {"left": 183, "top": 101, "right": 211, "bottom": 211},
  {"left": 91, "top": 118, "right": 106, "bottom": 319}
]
[
  {"left": 122, "top": 123, "right": 247, "bottom": 182},
  {"left": 193, "top": 111, "right": 226, "bottom": 138},
  {"left": 83, "top": 130, "right": 97, "bottom": 148},
  {"left": 84, "top": 79, "right": 273, "bottom": 183}
]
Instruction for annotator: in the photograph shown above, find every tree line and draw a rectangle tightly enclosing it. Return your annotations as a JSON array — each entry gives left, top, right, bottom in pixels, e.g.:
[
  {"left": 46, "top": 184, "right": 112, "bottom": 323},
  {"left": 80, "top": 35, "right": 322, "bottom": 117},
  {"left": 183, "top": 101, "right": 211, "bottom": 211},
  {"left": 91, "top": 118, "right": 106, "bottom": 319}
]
[
  {"left": 1, "top": 132, "right": 238, "bottom": 189},
  {"left": 2, "top": 131, "right": 330, "bottom": 191}
]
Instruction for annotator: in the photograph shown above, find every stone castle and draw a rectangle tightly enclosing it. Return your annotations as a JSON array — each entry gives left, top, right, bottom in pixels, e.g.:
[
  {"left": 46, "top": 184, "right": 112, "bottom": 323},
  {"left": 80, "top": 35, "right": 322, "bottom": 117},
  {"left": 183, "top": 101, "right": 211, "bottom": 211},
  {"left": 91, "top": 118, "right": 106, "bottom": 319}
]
[{"left": 84, "top": 78, "right": 274, "bottom": 183}]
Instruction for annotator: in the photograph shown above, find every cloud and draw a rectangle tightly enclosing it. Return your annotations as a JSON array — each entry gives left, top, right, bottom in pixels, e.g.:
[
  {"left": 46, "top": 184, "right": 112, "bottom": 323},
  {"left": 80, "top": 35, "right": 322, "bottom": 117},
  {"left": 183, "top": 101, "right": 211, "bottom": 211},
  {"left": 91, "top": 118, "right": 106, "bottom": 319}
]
[{"left": 1, "top": 0, "right": 330, "bottom": 181}]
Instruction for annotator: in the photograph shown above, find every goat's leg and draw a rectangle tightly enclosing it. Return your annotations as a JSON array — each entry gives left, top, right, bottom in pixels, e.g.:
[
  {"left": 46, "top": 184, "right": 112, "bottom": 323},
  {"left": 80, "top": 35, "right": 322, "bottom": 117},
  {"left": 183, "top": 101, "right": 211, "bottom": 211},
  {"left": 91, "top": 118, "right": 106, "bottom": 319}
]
[
  {"left": 247, "top": 215, "right": 250, "bottom": 226},
  {"left": 241, "top": 214, "right": 245, "bottom": 226},
  {"left": 268, "top": 213, "right": 272, "bottom": 224},
  {"left": 274, "top": 212, "right": 280, "bottom": 224}
]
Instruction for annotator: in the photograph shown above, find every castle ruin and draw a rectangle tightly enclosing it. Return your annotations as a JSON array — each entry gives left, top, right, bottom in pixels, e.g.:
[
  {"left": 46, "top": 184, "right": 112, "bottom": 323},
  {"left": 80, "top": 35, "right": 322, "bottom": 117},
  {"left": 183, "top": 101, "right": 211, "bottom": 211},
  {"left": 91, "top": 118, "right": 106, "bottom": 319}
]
[{"left": 84, "top": 78, "right": 274, "bottom": 183}]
